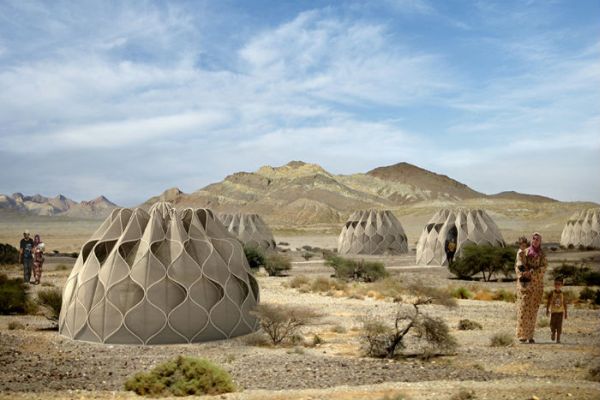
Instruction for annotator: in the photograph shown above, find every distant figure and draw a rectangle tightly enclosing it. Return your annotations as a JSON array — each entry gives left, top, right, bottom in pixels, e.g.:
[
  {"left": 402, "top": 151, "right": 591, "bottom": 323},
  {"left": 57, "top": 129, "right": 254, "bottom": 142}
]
[
  {"left": 32, "top": 234, "right": 45, "bottom": 285},
  {"left": 546, "top": 276, "right": 567, "bottom": 343},
  {"left": 445, "top": 237, "right": 457, "bottom": 266},
  {"left": 19, "top": 230, "right": 34, "bottom": 283},
  {"left": 515, "top": 232, "right": 547, "bottom": 343}
]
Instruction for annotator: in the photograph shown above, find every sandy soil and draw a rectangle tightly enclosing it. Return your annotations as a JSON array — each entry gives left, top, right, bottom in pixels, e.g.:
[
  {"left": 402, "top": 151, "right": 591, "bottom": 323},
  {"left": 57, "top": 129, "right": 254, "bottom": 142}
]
[{"left": 1, "top": 245, "right": 599, "bottom": 400}]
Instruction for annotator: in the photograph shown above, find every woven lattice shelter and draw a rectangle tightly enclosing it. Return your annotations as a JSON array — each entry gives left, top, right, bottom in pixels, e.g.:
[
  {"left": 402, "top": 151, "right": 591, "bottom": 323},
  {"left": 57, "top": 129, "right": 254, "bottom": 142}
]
[
  {"left": 416, "top": 208, "right": 505, "bottom": 266},
  {"left": 218, "top": 213, "right": 276, "bottom": 250},
  {"left": 59, "top": 202, "right": 259, "bottom": 345},
  {"left": 337, "top": 210, "right": 408, "bottom": 255},
  {"left": 560, "top": 208, "right": 600, "bottom": 249}
]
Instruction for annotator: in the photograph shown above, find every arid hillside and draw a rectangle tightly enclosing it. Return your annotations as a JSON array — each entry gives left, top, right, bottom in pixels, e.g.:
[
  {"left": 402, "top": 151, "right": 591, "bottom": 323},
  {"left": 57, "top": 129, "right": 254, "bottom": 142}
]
[
  {"left": 0, "top": 193, "right": 118, "bottom": 219},
  {"left": 141, "top": 161, "right": 597, "bottom": 242}
]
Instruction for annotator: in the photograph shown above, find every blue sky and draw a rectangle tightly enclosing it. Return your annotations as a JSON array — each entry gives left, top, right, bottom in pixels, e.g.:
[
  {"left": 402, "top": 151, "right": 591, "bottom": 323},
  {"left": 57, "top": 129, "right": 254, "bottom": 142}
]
[{"left": 1, "top": 0, "right": 599, "bottom": 206}]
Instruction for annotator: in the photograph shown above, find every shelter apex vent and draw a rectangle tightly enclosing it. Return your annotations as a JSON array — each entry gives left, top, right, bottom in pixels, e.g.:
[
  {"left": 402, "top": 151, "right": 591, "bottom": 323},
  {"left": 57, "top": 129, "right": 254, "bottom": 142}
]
[
  {"left": 560, "top": 208, "right": 600, "bottom": 249},
  {"left": 218, "top": 213, "right": 276, "bottom": 250},
  {"left": 416, "top": 208, "right": 505, "bottom": 266},
  {"left": 337, "top": 209, "right": 408, "bottom": 255},
  {"left": 59, "top": 202, "right": 260, "bottom": 345}
]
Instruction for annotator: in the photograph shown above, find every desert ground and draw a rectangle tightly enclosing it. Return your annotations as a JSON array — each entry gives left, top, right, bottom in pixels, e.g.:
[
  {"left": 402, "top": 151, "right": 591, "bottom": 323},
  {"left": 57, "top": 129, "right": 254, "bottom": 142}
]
[{"left": 0, "top": 227, "right": 599, "bottom": 400}]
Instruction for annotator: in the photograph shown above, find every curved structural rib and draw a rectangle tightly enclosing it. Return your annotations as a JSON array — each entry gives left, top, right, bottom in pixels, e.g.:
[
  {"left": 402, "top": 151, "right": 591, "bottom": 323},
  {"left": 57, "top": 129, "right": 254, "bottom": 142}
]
[
  {"left": 337, "top": 209, "right": 408, "bottom": 255},
  {"left": 416, "top": 208, "right": 505, "bottom": 266},
  {"left": 59, "top": 202, "right": 260, "bottom": 345}
]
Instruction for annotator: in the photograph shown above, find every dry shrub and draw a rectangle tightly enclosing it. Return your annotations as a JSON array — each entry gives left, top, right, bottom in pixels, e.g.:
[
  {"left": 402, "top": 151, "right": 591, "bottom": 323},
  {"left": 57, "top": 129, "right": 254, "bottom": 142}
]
[
  {"left": 8, "top": 321, "right": 25, "bottom": 330},
  {"left": 360, "top": 300, "right": 457, "bottom": 359},
  {"left": 588, "top": 360, "right": 600, "bottom": 382},
  {"left": 289, "top": 275, "right": 310, "bottom": 289},
  {"left": 242, "top": 332, "right": 270, "bottom": 347},
  {"left": 252, "top": 304, "right": 321, "bottom": 345},
  {"left": 331, "top": 324, "right": 347, "bottom": 333},
  {"left": 490, "top": 332, "right": 513, "bottom": 347},
  {"left": 537, "top": 317, "right": 549, "bottom": 328},
  {"left": 407, "top": 282, "right": 457, "bottom": 308},
  {"left": 457, "top": 319, "right": 482, "bottom": 330},
  {"left": 451, "top": 388, "right": 477, "bottom": 400},
  {"left": 264, "top": 253, "right": 292, "bottom": 276},
  {"left": 473, "top": 290, "right": 494, "bottom": 301},
  {"left": 124, "top": 356, "right": 235, "bottom": 397},
  {"left": 37, "top": 288, "right": 62, "bottom": 320}
]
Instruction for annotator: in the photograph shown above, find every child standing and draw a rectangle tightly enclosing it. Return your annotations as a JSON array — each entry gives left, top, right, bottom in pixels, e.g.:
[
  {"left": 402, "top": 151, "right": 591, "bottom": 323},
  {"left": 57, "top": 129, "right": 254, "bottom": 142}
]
[
  {"left": 32, "top": 241, "right": 45, "bottom": 285},
  {"left": 546, "top": 276, "right": 567, "bottom": 343}
]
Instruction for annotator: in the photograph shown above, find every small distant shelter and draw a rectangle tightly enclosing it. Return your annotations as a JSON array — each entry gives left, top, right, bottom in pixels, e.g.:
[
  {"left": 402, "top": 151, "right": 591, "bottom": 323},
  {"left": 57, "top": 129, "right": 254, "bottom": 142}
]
[
  {"left": 416, "top": 208, "right": 505, "bottom": 266},
  {"left": 337, "top": 209, "right": 408, "bottom": 255},
  {"left": 560, "top": 208, "right": 600, "bottom": 249}
]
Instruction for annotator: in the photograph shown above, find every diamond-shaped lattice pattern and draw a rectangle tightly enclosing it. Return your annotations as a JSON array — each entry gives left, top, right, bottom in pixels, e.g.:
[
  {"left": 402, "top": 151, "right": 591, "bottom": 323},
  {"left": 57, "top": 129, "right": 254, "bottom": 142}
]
[
  {"left": 59, "top": 202, "right": 260, "bottom": 344},
  {"left": 560, "top": 208, "right": 600, "bottom": 249},
  {"left": 218, "top": 213, "right": 276, "bottom": 250},
  {"left": 415, "top": 208, "right": 505, "bottom": 266},
  {"left": 337, "top": 210, "right": 408, "bottom": 255}
]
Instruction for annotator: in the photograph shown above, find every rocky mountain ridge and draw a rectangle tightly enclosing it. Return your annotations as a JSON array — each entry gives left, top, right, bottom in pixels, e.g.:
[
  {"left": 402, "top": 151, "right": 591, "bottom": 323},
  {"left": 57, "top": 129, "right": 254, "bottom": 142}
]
[
  {"left": 142, "top": 161, "right": 572, "bottom": 227},
  {"left": 0, "top": 192, "right": 118, "bottom": 219}
]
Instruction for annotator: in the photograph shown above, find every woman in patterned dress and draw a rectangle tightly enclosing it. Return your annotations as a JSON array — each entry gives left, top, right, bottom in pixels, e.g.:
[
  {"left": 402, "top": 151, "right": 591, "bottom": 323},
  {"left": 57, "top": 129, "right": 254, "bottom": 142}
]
[{"left": 515, "top": 232, "right": 547, "bottom": 343}]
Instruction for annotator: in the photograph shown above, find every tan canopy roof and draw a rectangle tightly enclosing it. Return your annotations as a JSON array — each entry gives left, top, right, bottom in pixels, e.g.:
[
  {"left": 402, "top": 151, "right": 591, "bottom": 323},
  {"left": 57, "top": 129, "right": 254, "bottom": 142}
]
[
  {"left": 218, "top": 213, "right": 276, "bottom": 250},
  {"left": 59, "top": 202, "right": 259, "bottom": 345},
  {"left": 560, "top": 208, "right": 600, "bottom": 249},
  {"left": 337, "top": 210, "right": 408, "bottom": 255},
  {"left": 416, "top": 208, "right": 505, "bottom": 266}
]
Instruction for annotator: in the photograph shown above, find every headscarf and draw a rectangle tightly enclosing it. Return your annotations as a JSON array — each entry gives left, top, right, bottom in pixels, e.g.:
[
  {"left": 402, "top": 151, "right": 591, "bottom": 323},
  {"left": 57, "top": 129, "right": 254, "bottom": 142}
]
[
  {"left": 33, "top": 234, "right": 41, "bottom": 247},
  {"left": 527, "top": 232, "right": 542, "bottom": 257}
]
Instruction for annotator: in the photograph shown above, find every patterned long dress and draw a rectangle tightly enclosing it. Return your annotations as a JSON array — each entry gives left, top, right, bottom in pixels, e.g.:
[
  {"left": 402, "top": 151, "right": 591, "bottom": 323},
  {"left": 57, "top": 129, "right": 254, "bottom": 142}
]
[{"left": 515, "top": 247, "right": 547, "bottom": 340}]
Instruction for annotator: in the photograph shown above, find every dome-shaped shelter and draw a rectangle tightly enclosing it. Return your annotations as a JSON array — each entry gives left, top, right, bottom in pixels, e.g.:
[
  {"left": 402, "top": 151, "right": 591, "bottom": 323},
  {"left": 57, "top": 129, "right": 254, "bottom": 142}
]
[
  {"left": 59, "top": 202, "right": 259, "bottom": 345},
  {"left": 416, "top": 208, "right": 505, "bottom": 266},
  {"left": 218, "top": 213, "right": 276, "bottom": 250},
  {"left": 337, "top": 210, "right": 408, "bottom": 255},
  {"left": 560, "top": 208, "right": 600, "bottom": 249}
]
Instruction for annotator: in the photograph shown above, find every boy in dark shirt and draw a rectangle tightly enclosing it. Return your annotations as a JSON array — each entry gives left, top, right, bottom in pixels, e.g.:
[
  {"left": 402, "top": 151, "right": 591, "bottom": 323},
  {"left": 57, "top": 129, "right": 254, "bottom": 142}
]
[
  {"left": 546, "top": 276, "right": 568, "bottom": 343},
  {"left": 19, "top": 230, "right": 34, "bottom": 283}
]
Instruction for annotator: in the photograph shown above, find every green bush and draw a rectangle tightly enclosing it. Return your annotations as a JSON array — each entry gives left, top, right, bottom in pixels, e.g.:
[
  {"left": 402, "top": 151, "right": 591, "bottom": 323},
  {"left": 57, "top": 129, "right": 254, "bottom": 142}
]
[
  {"left": 301, "top": 252, "right": 314, "bottom": 261},
  {"left": 37, "top": 288, "right": 62, "bottom": 320},
  {"left": 492, "top": 289, "right": 516, "bottom": 303},
  {"left": 243, "top": 246, "right": 265, "bottom": 269},
  {"left": 489, "top": 332, "right": 513, "bottom": 347},
  {"left": 579, "top": 287, "right": 600, "bottom": 305},
  {"left": 0, "top": 243, "right": 19, "bottom": 265},
  {"left": 551, "top": 263, "right": 600, "bottom": 286},
  {"left": 450, "top": 287, "right": 473, "bottom": 299},
  {"left": 325, "top": 255, "right": 388, "bottom": 282},
  {"left": 537, "top": 317, "right": 549, "bottom": 328},
  {"left": 449, "top": 245, "right": 516, "bottom": 281},
  {"left": 457, "top": 319, "right": 482, "bottom": 330},
  {"left": 264, "top": 253, "right": 292, "bottom": 276},
  {"left": 0, "top": 274, "right": 28, "bottom": 314},
  {"left": 124, "top": 355, "right": 235, "bottom": 397}
]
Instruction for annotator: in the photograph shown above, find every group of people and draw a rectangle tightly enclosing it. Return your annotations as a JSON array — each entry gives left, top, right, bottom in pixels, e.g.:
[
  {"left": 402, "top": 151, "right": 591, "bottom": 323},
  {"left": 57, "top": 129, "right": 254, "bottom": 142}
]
[
  {"left": 445, "top": 231, "right": 567, "bottom": 343},
  {"left": 515, "top": 232, "right": 567, "bottom": 344},
  {"left": 19, "top": 230, "right": 45, "bottom": 285}
]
